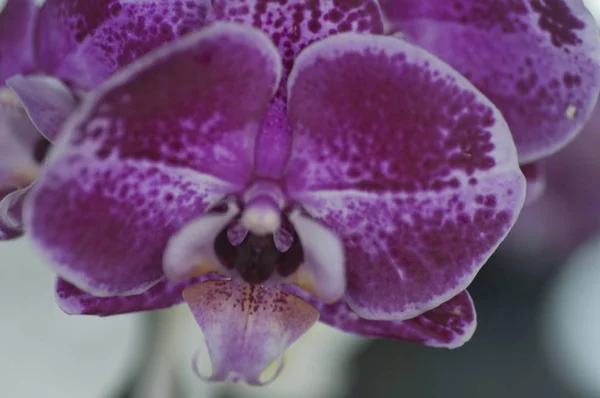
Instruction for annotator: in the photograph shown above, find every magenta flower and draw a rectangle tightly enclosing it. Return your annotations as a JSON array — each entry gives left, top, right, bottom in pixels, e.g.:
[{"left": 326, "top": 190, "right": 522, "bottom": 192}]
[
  {"left": 0, "top": 0, "right": 209, "bottom": 239},
  {"left": 23, "top": 0, "right": 528, "bottom": 381},
  {"left": 380, "top": 0, "right": 600, "bottom": 163},
  {"left": 379, "top": 0, "right": 600, "bottom": 204}
]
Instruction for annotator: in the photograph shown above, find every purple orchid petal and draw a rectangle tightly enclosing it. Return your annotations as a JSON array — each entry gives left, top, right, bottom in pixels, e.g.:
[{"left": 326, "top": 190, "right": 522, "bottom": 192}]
[
  {"left": 0, "top": 95, "right": 39, "bottom": 197},
  {"left": 26, "top": 158, "right": 232, "bottom": 296},
  {"left": 55, "top": 274, "right": 220, "bottom": 316},
  {"left": 0, "top": 184, "right": 31, "bottom": 240},
  {"left": 183, "top": 280, "right": 319, "bottom": 385},
  {"left": 380, "top": 0, "right": 600, "bottom": 163},
  {"left": 291, "top": 287, "right": 475, "bottom": 348},
  {"left": 284, "top": 210, "right": 345, "bottom": 304},
  {"left": 7, "top": 74, "right": 78, "bottom": 141},
  {"left": 35, "top": 0, "right": 210, "bottom": 90},
  {"left": 26, "top": 23, "right": 281, "bottom": 295},
  {"left": 209, "top": 0, "right": 384, "bottom": 180},
  {"left": 208, "top": 0, "right": 383, "bottom": 71},
  {"left": 521, "top": 162, "right": 546, "bottom": 205},
  {"left": 285, "top": 33, "right": 525, "bottom": 320},
  {"left": 0, "top": 0, "right": 37, "bottom": 83},
  {"left": 163, "top": 202, "right": 240, "bottom": 281},
  {"left": 0, "top": 92, "right": 41, "bottom": 240},
  {"left": 0, "top": 105, "right": 38, "bottom": 185}
]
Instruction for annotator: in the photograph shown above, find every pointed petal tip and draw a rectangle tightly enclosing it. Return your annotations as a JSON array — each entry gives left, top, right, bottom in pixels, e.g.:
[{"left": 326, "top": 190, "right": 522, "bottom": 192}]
[
  {"left": 293, "top": 288, "right": 478, "bottom": 349},
  {"left": 6, "top": 74, "right": 78, "bottom": 141},
  {"left": 183, "top": 280, "right": 319, "bottom": 385}
]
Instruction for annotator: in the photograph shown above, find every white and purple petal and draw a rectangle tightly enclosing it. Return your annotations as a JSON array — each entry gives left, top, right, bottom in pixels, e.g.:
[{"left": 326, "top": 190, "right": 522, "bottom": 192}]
[
  {"left": 380, "top": 0, "right": 600, "bottom": 162},
  {"left": 55, "top": 274, "right": 221, "bottom": 316},
  {"left": 291, "top": 287, "right": 476, "bottom": 348},
  {"left": 0, "top": 94, "right": 40, "bottom": 240},
  {"left": 25, "top": 23, "right": 281, "bottom": 295},
  {"left": 183, "top": 280, "right": 319, "bottom": 385},
  {"left": 285, "top": 33, "right": 525, "bottom": 320},
  {"left": 284, "top": 210, "right": 346, "bottom": 303},
  {"left": 7, "top": 74, "right": 78, "bottom": 141},
  {"left": 35, "top": 0, "right": 210, "bottom": 89},
  {"left": 208, "top": 0, "right": 383, "bottom": 71},
  {"left": 163, "top": 202, "right": 240, "bottom": 281},
  {"left": 0, "top": 0, "right": 37, "bottom": 83},
  {"left": 0, "top": 184, "right": 30, "bottom": 239},
  {"left": 210, "top": 0, "right": 384, "bottom": 179}
]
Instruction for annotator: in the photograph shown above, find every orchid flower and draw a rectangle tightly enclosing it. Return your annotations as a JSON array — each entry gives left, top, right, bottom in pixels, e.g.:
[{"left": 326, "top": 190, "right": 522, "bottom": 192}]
[
  {"left": 23, "top": 0, "right": 528, "bottom": 379},
  {"left": 379, "top": 0, "right": 600, "bottom": 201},
  {"left": 0, "top": 0, "right": 209, "bottom": 239},
  {"left": 0, "top": 0, "right": 43, "bottom": 239}
]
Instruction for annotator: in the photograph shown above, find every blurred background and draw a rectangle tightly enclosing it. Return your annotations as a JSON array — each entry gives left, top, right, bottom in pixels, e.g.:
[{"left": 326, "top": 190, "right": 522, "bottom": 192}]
[{"left": 2, "top": 0, "right": 600, "bottom": 397}]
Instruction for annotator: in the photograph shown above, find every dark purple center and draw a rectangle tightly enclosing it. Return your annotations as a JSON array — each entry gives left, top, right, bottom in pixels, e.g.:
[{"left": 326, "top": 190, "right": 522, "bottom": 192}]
[
  {"left": 214, "top": 217, "right": 304, "bottom": 285},
  {"left": 33, "top": 138, "right": 51, "bottom": 163}
]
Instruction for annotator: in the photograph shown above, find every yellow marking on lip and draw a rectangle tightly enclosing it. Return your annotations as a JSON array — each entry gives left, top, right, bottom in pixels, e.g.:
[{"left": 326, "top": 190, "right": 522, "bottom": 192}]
[{"left": 1, "top": 168, "right": 39, "bottom": 191}]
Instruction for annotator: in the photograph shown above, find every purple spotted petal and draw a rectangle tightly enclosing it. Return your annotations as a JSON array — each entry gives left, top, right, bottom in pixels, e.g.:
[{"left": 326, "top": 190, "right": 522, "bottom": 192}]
[
  {"left": 291, "top": 287, "right": 475, "bottom": 348},
  {"left": 55, "top": 274, "right": 221, "bottom": 316},
  {"left": 210, "top": 0, "right": 384, "bottom": 179},
  {"left": 183, "top": 280, "right": 319, "bottom": 385},
  {"left": 521, "top": 162, "right": 546, "bottom": 204},
  {"left": 381, "top": 0, "right": 600, "bottom": 163},
  {"left": 285, "top": 34, "right": 525, "bottom": 320},
  {"left": 208, "top": 0, "right": 383, "bottom": 71},
  {"left": 35, "top": 0, "right": 210, "bottom": 90},
  {"left": 25, "top": 23, "right": 281, "bottom": 295},
  {"left": 7, "top": 75, "right": 78, "bottom": 141},
  {"left": 0, "top": 0, "right": 37, "bottom": 83}
]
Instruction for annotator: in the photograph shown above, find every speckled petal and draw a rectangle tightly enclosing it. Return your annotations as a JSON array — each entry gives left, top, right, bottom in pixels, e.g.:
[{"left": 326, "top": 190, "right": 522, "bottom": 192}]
[
  {"left": 35, "top": 0, "right": 210, "bottom": 89},
  {"left": 208, "top": 0, "right": 383, "bottom": 71},
  {"left": 183, "top": 280, "right": 319, "bottom": 385},
  {"left": 0, "top": 0, "right": 37, "bottom": 83},
  {"left": 210, "top": 0, "right": 384, "bottom": 179},
  {"left": 55, "top": 275, "right": 219, "bottom": 316},
  {"left": 7, "top": 75, "right": 78, "bottom": 141},
  {"left": 381, "top": 0, "right": 600, "bottom": 163},
  {"left": 285, "top": 33, "right": 525, "bottom": 320},
  {"left": 521, "top": 162, "right": 546, "bottom": 204},
  {"left": 291, "top": 287, "right": 476, "bottom": 348},
  {"left": 25, "top": 23, "right": 280, "bottom": 295}
]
